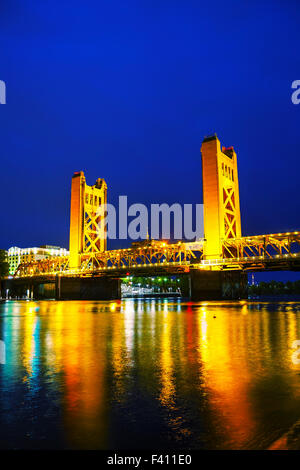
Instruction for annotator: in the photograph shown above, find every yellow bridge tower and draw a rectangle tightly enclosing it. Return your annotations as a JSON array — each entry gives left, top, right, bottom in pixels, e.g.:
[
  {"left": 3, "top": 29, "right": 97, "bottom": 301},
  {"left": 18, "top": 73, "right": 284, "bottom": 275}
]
[
  {"left": 201, "top": 135, "right": 241, "bottom": 260},
  {"left": 69, "top": 171, "right": 107, "bottom": 269}
]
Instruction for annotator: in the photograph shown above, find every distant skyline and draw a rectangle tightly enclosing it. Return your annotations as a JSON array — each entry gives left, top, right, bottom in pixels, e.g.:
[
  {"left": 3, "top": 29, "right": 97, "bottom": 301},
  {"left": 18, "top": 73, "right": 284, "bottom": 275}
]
[{"left": 0, "top": 1, "right": 300, "bottom": 282}]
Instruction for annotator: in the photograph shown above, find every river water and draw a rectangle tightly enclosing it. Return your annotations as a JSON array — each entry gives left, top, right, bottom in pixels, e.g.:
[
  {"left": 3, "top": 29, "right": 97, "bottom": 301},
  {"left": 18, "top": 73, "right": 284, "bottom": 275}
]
[{"left": 1, "top": 299, "right": 300, "bottom": 449}]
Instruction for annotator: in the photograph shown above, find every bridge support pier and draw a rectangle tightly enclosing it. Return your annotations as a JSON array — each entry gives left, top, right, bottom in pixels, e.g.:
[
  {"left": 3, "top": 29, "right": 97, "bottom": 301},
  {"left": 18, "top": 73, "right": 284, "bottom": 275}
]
[
  {"left": 1, "top": 276, "right": 121, "bottom": 301},
  {"left": 189, "top": 270, "right": 247, "bottom": 301},
  {"left": 55, "top": 276, "right": 121, "bottom": 300}
]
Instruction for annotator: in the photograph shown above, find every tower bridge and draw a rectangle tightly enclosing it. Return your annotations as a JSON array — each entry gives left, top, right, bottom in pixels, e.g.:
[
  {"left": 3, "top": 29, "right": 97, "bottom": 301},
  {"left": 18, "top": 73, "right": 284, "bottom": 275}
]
[{"left": 4, "top": 135, "right": 300, "bottom": 300}]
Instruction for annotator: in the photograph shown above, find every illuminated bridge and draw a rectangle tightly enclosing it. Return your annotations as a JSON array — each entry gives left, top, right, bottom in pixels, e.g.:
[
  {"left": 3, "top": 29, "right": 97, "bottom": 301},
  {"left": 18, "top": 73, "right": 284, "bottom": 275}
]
[{"left": 4, "top": 135, "right": 300, "bottom": 301}]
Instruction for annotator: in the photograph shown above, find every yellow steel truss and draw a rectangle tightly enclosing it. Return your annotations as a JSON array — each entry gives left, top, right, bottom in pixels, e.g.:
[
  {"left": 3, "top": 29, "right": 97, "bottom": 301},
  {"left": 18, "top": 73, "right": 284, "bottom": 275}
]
[
  {"left": 14, "top": 240, "right": 204, "bottom": 277},
  {"left": 222, "top": 232, "right": 300, "bottom": 259},
  {"left": 13, "top": 233, "right": 300, "bottom": 278},
  {"left": 223, "top": 186, "right": 238, "bottom": 240}
]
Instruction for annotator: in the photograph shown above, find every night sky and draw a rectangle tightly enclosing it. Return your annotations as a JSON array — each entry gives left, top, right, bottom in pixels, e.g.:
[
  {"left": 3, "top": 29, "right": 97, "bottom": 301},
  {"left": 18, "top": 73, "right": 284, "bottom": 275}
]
[{"left": 0, "top": 1, "right": 300, "bottom": 280}]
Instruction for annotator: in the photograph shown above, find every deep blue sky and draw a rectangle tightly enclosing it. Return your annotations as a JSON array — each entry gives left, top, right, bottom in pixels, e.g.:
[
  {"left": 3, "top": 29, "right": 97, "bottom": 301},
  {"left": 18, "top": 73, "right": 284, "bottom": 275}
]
[{"left": 0, "top": 1, "right": 300, "bottom": 280}]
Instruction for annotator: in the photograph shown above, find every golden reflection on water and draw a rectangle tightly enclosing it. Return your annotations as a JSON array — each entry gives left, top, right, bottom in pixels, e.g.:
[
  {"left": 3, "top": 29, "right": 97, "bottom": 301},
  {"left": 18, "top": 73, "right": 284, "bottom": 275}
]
[
  {"left": 22, "top": 305, "right": 37, "bottom": 380},
  {"left": 160, "top": 309, "right": 175, "bottom": 408},
  {"left": 196, "top": 307, "right": 255, "bottom": 447},
  {"left": 2, "top": 299, "right": 300, "bottom": 449}
]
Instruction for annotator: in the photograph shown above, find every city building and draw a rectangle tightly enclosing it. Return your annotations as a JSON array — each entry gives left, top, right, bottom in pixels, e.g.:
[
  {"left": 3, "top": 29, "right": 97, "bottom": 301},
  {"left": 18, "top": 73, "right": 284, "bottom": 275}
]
[{"left": 7, "top": 245, "right": 69, "bottom": 275}]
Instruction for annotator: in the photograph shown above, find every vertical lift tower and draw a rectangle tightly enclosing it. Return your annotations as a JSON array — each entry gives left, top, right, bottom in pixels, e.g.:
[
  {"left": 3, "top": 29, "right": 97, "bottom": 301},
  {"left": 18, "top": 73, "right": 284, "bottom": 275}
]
[{"left": 201, "top": 135, "right": 241, "bottom": 260}]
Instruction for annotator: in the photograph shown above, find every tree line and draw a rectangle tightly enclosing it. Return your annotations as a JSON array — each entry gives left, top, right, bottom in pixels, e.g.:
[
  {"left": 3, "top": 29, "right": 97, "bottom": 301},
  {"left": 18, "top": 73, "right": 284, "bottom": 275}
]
[{"left": 249, "top": 280, "right": 300, "bottom": 296}]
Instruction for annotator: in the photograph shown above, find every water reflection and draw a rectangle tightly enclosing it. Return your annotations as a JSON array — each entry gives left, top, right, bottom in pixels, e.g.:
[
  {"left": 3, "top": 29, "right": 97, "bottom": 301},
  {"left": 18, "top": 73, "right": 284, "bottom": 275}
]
[{"left": 1, "top": 299, "right": 300, "bottom": 449}]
